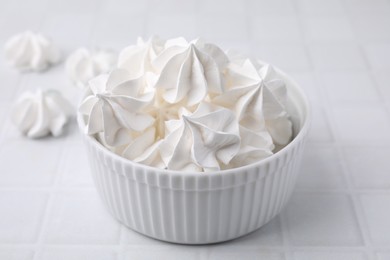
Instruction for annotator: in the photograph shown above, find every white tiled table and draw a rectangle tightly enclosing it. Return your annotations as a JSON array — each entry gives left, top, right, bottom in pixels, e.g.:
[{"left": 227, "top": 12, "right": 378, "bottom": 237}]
[{"left": 0, "top": 0, "right": 390, "bottom": 259}]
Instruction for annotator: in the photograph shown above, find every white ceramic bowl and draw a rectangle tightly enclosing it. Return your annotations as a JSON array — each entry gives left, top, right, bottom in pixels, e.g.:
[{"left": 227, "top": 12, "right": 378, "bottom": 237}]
[{"left": 78, "top": 69, "right": 310, "bottom": 244}]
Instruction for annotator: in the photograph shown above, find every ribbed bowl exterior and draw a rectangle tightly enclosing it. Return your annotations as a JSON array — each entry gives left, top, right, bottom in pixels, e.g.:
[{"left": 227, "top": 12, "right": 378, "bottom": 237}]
[
  {"left": 79, "top": 69, "right": 310, "bottom": 244},
  {"left": 82, "top": 128, "right": 306, "bottom": 244}
]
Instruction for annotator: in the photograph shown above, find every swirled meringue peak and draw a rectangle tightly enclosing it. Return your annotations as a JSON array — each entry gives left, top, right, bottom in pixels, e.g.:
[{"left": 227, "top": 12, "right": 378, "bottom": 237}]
[
  {"left": 79, "top": 36, "right": 294, "bottom": 172},
  {"left": 4, "top": 31, "right": 60, "bottom": 72},
  {"left": 118, "top": 36, "right": 165, "bottom": 78},
  {"left": 79, "top": 68, "right": 155, "bottom": 147},
  {"left": 153, "top": 39, "right": 227, "bottom": 106},
  {"left": 214, "top": 59, "right": 292, "bottom": 146},
  {"left": 66, "top": 48, "right": 116, "bottom": 88},
  {"left": 160, "top": 102, "right": 240, "bottom": 172},
  {"left": 12, "top": 89, "right": 73, "bottom": 138}
]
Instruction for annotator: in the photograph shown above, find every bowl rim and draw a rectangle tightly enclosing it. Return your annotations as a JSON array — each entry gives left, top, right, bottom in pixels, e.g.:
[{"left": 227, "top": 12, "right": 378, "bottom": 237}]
[{"left": 78, "top": 68, "right": 311, "bottom": 178}]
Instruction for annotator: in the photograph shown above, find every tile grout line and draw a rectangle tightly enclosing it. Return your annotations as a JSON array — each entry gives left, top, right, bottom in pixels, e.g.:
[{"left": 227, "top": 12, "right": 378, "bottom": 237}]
[
  {"left": 310, "top": 86, "right": 378, "bottom": 260},
  {"left": 32, "top": 0, "right": 101, "bottom": 254},
  {"left": 1, "top": 0, "right": 390, "bottom": 258},
  {"left": 140, "top": 0, "right": 152, "bottom": 39},
  {"left": 3, "top": 243, "right": 390, "bottom": 250},
  {"left": 317, "top": 75, "right": 377, "bottom": 260},
  {"left": 243, "top": 0, "right": 253, "bottom": 45},
  {"left": 88, "top": 0, "right": 104, "bottom": 49},
  {"left": 293, "top": 1, "right": 380, "bottom": 258},
  {"left": 280, "top": 2, "right": 315, "bottom": 259},
  {"left": 117, "top": 225, "right": 126, "bottom": 260},
  {"left": 31, "top": 139, "right": 69, "bottom": 259},
  {"left": 337, "top": 3, "right": 387, "bottom": 260},
  {"left": 2, "top": 1, "right": 65, "bottom": 258},
  {"left": 279, "top": 212, "right": 292, "bottom": 260},
  {"left": 312, "top": 17, "right": 377, "bottom": 258}
]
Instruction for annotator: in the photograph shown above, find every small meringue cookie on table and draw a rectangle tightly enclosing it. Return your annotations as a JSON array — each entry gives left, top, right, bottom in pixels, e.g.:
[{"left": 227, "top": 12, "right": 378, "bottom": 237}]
[
  {"left": 4, "top": 31, "right": 60, "bottom": 72},
  {"left": 79, "top": 68, "right": 155, "bottom": 147},
  {"left": 12, "top": 89, "right": 73, "bottom": 138},
  {"left": 66, "top": 48, "right": 116, "bottom": 88},
  {"left": 160, "top": 102, "right": 241, "bottom": 172}
]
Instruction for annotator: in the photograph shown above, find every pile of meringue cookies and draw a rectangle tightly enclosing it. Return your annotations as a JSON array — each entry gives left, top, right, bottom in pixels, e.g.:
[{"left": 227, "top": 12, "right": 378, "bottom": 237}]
[
  {"left": 6, "top": 32, "right": 293, "bottom": 172},
  {"left": 6, "top": 31, "right": 116, "bottom": 139}
]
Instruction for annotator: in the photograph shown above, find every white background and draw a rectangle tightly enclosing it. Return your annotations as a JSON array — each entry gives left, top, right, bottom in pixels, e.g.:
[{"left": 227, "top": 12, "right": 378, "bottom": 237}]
[{"left": 1, "top": 0, "right": 390, "bottom": 259}]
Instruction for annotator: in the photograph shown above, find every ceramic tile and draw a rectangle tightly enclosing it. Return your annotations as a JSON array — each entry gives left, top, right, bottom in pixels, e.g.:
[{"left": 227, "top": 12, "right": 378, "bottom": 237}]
[
  {"left": 350, "top": 14, "right": 390, "bottom": 42},
  {"left": 344, "top": 146, "right": 390, "bottom": 189},
  {"left": 252, "top": 15, "right": 302, "bottom": 43},
  {"left": 15, "top": 66, "right": 76, "bottom": 105},
  {"left": 343, "top": 0, "right": 390, "bottom": 14},
  {"left": 146, "top": 14, "right": 200, "bottom": 40},
  {"left": 290, "top": 72, "right": 321, "bottom": 104},
  {"left": 58, "top": 142, "right": 93, "bottom": 187},
  {"left": 292, "top": 251, "right": 367, "bottom": 260},
  {"left": 248, "top": 0, "right": 296, "bottom": 15},
  {"left": 122, "top": 246, "right": 201, "bottom": 260},
  {"left": 319, "top": 72, "right": 380, "bottom": 103},
  {"left": 0, "top": 0, "right": 390, "bottom": 258},
  {"left": 122, "top": 227, "right": 167, "bottom": 246},
  {"left": 44, "top": 191, "right": 121, "bottom": 244},
  {"left": 307, "top": 106, "right": 334, "bottom": 143},
  {"left": 254, "top": 44, "right": 310, "bottom": 72},
  {"left": 331, "top": 105, "right": 390, "bottom": 144},
  {"left": 148, "top": 0, "right": 199, "bottom": 14},
  {"left": 0, "top": 9, "right": 44, "bottom": 42},
  {"left": 198, "top": 13, "right": 249, "bottom": 42},
  {"left": 372, "top": 71, "right": 390, "bottom": 101},
  {"left": 3, "top": 0, "right": 49, "bottom": 14},
  {"left": 309, "top": 43, "right": 367, "bottom": 71},
  {"left": 285, "top": 193, "right": 363, "bottom": 246},
  {"left": 37, "top": 248, "right": 117, "bottom": 260},
  {"left": 295, "top": 144, "right": 346, "bottom": 190},
  {"left": 40, "top": 13, "right": 95, "bottom": 52},
  {"left": 101, "top": 0, "right": 148, "bottom": 14},
  {"left": 47, "top": 0, "right": 100, "bottom": 13},
  {"left": 377, "top": 252, "right": 390, "bottom": 260},
  {"left": 0, "top": 249, "right": 34, "bottom": 260},
  {"left": 302, "top": 16, "right": 355, "bottom": 42},
  {"left": 204, "top": 249, "right": 284, "bottom": 260},
  {"left": 0, "top": 139, "right": 64, "bottom": 187},
  {"left": 91, "top": 13, "right": 146, "bottom": 48},
  {"left": 295, "top": 0, "right": 344, "bottom": 15},
  {"left": 0, "top": 70, "right": 21, "bottom": 103},
  {"left": 199, "top": 0, "right": 246, "bottom": 14},
  {"left": 365, "top": 44, "right": 390, "bottom": 70},
  {"left": 228, "top": 216, "right": 283, "bottom": 246},
  {"left": 122, "top": 216, "right": 283, "bottom": 247},
  {"left": 0, "top": 191, "right": 48, "bottom": 243},
  {"left": 360, "top": 194, "right": 390, "bottom": 246}
]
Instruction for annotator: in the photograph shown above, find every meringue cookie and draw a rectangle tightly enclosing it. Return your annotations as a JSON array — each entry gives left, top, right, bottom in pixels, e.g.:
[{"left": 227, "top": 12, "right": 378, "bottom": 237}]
[
  {"left": 118, "top": 36, "right": 165, "bottom": 78},
  {"left": 4, "top": 31, "right": 60, "bottom": 72},
  {"left": 66, "top": 48, "right": 116, "bottom": 88},
  {"left": 160, "top": 102, "right": 240, "bottom": 171},
  {"left": 154, "top": 42, "right": 224, "bottom": 106},
  {"left": 79, "top": 36, "right": 294, "bottom": 172},
  {"left": 214, "top": 60, "right": 292, "bottom": 146},
  {"left": 79, "top": 68, "right": 155, "bottom": 146},
  {"left": 229, "top": 126, "right": 274, "bottom": 168},
  {"left": 122, "top": 127, "right": 164, "bottom": 168},
  {"left": 12, "top": 89, "right": 73, "bottom": 138}
]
